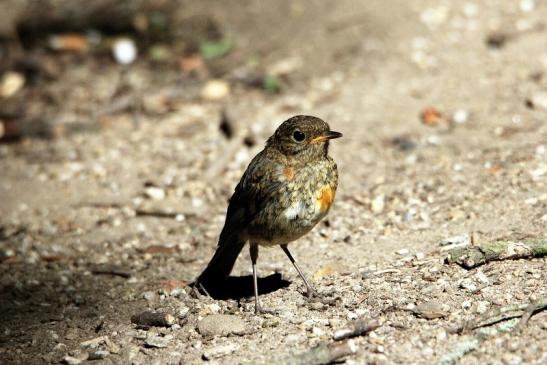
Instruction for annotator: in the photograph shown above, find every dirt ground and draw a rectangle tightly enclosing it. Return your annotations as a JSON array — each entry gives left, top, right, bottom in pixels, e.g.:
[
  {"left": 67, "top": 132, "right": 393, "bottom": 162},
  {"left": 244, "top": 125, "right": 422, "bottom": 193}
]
[{"left": 1, "top": 1, "right": 546, "bottom": 364}]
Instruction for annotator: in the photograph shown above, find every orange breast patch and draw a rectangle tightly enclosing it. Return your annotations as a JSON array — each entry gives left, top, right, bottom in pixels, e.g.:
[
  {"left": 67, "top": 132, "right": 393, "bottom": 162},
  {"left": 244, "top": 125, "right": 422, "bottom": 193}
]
[{"left": 317, "top": 185, "right": 335, "bottom": 213}]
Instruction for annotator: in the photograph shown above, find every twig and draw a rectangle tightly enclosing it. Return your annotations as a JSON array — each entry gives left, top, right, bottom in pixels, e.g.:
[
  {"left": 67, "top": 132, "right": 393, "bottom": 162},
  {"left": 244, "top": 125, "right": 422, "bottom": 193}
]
[
  {"left": 91, "top": 265, "right": 132, "bottom": 278},
  {"left": 518, "top": 298, "right": 547, "bottom": 329},
  {"left": 457, "top": 297, "right": 547, "bottom": 333},
  {"left": 438, "top": 319, "right": 521, "bottom": 365},
  {"left": 75, "top": 202, "right": 195, "bottom": 219},
  {"left": 135, "top": 208, "right": 188, "bottom": 219},
  {"left": 271, "top": 340, "right": 358, "bottom": 365},
  {"left": 131, "top": 311, "right": 176, "bottom": 328},
  {"left": 333, "top": 319, "right": 380, "bottom": 340},
  {"left": 446, "top": 237, "right": 547, "bottom": 269}
]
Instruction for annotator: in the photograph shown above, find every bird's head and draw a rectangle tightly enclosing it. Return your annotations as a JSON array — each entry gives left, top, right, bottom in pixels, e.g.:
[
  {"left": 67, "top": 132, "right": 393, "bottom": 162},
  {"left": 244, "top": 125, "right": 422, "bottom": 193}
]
[{"left": 268, "top": 115, "right": 342, "bottom": 161}]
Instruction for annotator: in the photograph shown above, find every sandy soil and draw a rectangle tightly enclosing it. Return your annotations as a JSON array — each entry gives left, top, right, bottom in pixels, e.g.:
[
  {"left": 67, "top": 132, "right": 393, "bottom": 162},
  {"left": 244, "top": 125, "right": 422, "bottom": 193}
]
[{"left": 1, "top": 1, "right": 546, "bottom": 364}]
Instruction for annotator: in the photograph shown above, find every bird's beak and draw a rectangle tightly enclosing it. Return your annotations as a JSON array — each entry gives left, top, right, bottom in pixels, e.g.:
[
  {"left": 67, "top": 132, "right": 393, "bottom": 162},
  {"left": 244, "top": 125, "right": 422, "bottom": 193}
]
[{"left": 310, "top": 130, "right": 343, "bottom": 144}]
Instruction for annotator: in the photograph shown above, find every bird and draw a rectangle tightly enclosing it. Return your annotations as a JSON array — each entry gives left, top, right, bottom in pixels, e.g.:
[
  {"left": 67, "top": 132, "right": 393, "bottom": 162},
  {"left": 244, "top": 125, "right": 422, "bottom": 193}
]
[{"left": 196, "top": 115, "right": 342, "bottom": 313}]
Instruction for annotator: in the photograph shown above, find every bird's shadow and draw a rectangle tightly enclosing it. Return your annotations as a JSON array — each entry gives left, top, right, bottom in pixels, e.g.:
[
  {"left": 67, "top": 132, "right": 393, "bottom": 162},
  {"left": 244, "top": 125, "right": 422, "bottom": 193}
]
[{"left": 197, "top": 273, "right": 291, "bottom": 300}]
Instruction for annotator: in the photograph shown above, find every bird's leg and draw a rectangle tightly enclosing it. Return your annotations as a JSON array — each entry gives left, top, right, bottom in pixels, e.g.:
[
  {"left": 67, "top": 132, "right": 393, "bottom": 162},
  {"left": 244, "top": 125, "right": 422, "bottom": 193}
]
[
  {"left": 250, "top": 244, "right": 261, "bottom": 313},
  {"left": 250, "top": 244, "right": 277, "bottom": 314},
  {"left": 280, "top": 244, "right": 317, "bottom": 298}
]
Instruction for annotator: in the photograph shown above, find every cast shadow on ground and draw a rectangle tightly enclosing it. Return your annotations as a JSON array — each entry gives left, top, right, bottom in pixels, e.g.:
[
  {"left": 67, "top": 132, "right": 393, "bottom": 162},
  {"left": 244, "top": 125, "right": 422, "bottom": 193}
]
[{"left": 195, "top": 273, "right": 291, "bottom": 300}]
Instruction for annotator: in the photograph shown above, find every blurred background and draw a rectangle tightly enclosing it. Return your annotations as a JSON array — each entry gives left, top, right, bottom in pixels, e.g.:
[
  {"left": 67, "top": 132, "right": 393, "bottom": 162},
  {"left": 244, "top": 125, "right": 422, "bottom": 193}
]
[{"left": 1, "top": 1, "right": 546, "bottom": 364}]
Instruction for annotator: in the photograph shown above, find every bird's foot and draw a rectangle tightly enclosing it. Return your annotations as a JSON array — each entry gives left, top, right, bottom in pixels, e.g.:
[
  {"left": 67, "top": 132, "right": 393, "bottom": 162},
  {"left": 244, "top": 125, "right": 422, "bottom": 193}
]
[{"left": 306, "top": 289, "right": 338, "bottom": 306}]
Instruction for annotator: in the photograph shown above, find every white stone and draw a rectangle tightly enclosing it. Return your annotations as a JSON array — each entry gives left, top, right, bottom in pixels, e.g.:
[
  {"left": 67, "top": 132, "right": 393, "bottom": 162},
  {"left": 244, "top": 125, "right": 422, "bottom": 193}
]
[
  {"left": 371, "top": 194, "right": 385, "bottom": 214},
  {"left": 453, "top": 109, "right": 469, "bottom": 124},
  {"left": 112, "top": 38, "right": 137, "bottom": 65},
  {"left": 520, "top": 0, "right": 535, "bottom": 12},
  {"left": 144, "top": 186, "right": 165, "bottom": 200},
  {"left": 201, "top": 80, "right": 230, "bottom": 100}
]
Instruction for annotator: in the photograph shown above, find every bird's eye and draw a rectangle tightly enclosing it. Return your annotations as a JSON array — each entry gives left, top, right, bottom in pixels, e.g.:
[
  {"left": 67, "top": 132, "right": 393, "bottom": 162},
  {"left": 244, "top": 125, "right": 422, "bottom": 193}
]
[{"left": 292, "top": 130, "right": 305, "bottom": 142}]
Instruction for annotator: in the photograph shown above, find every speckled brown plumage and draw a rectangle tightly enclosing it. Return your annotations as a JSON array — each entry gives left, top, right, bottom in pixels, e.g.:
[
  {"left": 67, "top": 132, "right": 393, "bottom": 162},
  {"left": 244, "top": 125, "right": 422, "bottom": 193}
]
[{"left": 196, "top": 115, "right": 342, "bottom": 313}]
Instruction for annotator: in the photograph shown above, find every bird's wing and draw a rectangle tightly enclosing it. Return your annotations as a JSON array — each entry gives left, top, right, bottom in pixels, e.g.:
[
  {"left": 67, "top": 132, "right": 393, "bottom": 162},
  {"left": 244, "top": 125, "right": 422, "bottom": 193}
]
[{"left": 217, "top": 150, "right": 284, "bottom": 246}]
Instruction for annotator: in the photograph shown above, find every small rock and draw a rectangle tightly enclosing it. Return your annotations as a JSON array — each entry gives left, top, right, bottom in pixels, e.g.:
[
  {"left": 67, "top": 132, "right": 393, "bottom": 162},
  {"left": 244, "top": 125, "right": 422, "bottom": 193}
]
[
  {"left": 486, "top": 31, "right": 509, "bottom": 48},
  {"left": 346, "top": 311, "right": 358, "bottom": 320},
  {"left": 440, "top": 234, "right": 470, "bottom": 246},
  {"left": 527, "top": 91, "right": 547, "bottom": 110},
  {"left": 459, "top": 278, "right": 477, "bottom": 292},
  {"left": 202, "top": 343, "right": 239, "bottom": 360},
  {"left": 420, "top": 6, "right": 449, "bottom": 29},
  {"left": 440, "top": 234, "right": 470, "bottom": 250},
  {"left": 178, "top": 306, "right": 190, "bottom": 318},
  {"left": 475, "top": 301, "right": 490, "bottom": 314},
  {"left": 197, "top": 314, "right": 246, "bottom": 337},
  {"left": 88, "top": 350, "right": 109, "bottom": 360},
  {"left": 452, "top": 109, "right": 469, "bottom": 124},
  {"left": 395, "top": 248, "right": 410, "bottom": 256},
  {"left": 414, "top": 301, "right": 449, "bottom": 319},
  {"left": 520, "top": 0, "right": 535, "bottom": 12},
  {"left": 208, "top": 303, "right": 221, "bottom": 314},
  {"left": 0, "top": 71, "right": 25, "bottom": 98},
  {"left": 371, "top": 194, "right": 385, "bottom": 214},
  {"left": 112, "top": 38, "right": 137, "bottom": 65},
  {"left": 62, "top": 353, "right": 88, "bottom": 365},
  {"left": 144, "top": 186, "right": 166, "bottom": 200},
  {"left": 312, "top": 327, "right": 325, "bottom": 336},
  {"left": 475, "top": 270, "right": 489, "bottom": 284},
  {"left": 201, "top": 80, "right": 230, "bottom": 100},
  {"left": 145, "top": 335, "right": 172, "bottom": 348}
]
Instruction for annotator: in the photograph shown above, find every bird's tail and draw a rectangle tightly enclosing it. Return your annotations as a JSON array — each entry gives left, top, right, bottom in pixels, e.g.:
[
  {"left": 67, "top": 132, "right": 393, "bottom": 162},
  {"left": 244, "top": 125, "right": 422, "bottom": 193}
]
[{"left": 196, "top": 234, "right": 246, "bottom": 292}]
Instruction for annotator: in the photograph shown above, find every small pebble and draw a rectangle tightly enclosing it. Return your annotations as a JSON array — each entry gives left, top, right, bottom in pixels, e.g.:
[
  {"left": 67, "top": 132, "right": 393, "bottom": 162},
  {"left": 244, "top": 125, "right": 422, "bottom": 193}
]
[
  {"left": 452, "top": 109, "right": 469, "bottom": 124},
  {"left": 414, "top": 301, "right": 449, "bottom": 319},
  {"left": 475, "top": 301, "right": 489, "bottom": 314},
  {"left": 202, "top": 343, "right": 239, "bottom": 360},
  {"left": 527, "top": 91, "right": 547, "bottom": 110},
  {"left": 395, "top": 248, "right": 410, "bottom": 256},
  {"left": 145, "top": 335, "right": 172, "bottom": 348},
  {"left": 201, "top": 80, "right": 230, "bottom": 100},
  {"left": 88, "top": 350, "right": 109, "bottom": 360},
  {"left": 112, "top": 38, "right": 137, "bottom": 65},
  {"left": 197, "top": 314, "right": 246, "bottom": 336},
  {"left": 371, "top": 194, "right": 385, "bottom": 214},
  {"left": 520, "top": 0, "right": 535, "bottom": 12},
  {"left": 0, "top": 71, "right": 25, "bottom": 98},
  {"left": 312, "top": 327, "right": 325, "bottom": 337},
  {"left": 440, "top": 234, "right": 470, "bottom": 249},
  {"left": 144, "top": 186, "right": 166, "bottom": 200},
  {"left": 459, "top": 278, "right": 477, "bottom": 292},
  {"left": 462, "top": 300, "right": 472, "bottom": 309},
  {"left": 207, "top": 303, "right": 221, "bottom": 313}
]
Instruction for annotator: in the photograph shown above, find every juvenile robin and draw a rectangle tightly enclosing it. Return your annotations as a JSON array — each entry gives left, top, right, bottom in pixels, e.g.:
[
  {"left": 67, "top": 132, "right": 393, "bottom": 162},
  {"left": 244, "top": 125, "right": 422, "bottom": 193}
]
[{"left": 196, "top": 115, "right": 342, "bottom": 313}]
